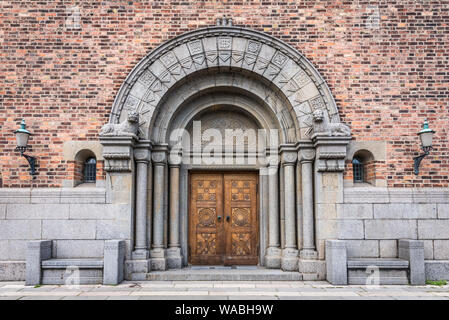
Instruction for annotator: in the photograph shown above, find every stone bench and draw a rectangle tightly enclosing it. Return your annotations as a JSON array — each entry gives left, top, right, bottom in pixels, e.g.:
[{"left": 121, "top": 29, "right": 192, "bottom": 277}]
[
  {"left": 41, "top": 258, "right": 104, "bottom": 285},
  {"left": 26, "top": 239, "right": 125, "bottom": 286},
  {"left": 325, "top": 239, "right": 425, "bottom": 285}
]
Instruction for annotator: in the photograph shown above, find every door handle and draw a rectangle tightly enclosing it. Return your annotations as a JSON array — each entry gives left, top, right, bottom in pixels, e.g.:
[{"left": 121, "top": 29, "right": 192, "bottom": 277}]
[
  {"left": 226, "top": 216, "right": 230, "bottom": 222},
  {"left": 217, "top": 215, "right": 222, "bottom": 222}
]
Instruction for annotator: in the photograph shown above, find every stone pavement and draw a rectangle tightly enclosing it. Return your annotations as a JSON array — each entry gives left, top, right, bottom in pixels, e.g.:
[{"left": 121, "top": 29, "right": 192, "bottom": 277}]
[{"left": 0, "top": 281, "right": 448, "bottom": 300}]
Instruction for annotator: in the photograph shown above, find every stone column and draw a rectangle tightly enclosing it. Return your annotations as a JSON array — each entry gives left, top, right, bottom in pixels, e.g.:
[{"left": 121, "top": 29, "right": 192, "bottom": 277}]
[
  {"left": 280, "top": 147, "right": 298, "bottom": 271},
  {"left": 167, "top": 148, "right": 182, "bottom": 269},
  {"left": 298, "top": 147, "right": 318, "bottom": 260},
  {"left": 265, "top": 161, "right": 281, "bottom": 268},
  {"left": 132, "top": 144, "right": 151, "bottom": 261},
  {"left": 151, "top": 145, "right": 168, "bottom": 271}
]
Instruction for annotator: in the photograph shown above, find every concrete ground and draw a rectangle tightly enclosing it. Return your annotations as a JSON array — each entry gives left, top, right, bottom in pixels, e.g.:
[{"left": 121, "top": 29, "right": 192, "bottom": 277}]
[{"left": 0, "top": 281, "right": 448, "bottom": 300}]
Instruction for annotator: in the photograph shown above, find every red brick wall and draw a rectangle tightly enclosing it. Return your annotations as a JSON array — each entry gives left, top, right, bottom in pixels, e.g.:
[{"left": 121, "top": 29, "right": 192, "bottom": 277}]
[{"left": 1, "top": 1, "right": 448, "bottom": 187}]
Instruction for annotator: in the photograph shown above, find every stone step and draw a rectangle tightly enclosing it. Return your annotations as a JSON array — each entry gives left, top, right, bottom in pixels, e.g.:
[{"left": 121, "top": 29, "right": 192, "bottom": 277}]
[
  {"left": 143, "top": 267, "right": 303, "bottom": 281},
  {"left": 347, "top": 258, "right": 409, "bottom": 285}
]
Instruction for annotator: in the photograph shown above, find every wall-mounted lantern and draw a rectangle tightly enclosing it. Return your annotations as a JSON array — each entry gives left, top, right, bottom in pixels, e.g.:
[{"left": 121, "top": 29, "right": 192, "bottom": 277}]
[
  {"left": 413, "top": 119, "right": 435, "bottom": 175},
  {"left": 14, "top": 119, "right": 37, "bottom": 177}
]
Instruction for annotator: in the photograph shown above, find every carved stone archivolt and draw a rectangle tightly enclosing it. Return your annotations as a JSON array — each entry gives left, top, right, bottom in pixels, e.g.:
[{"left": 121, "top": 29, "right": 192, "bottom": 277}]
[{"left": 107, "top": 26, "right": 342, "bottom": 141}]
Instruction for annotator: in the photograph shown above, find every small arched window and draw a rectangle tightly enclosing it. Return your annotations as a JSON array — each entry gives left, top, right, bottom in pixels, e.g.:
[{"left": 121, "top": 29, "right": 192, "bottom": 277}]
[
  {"left": 352, "top": 157, "right": 364, "bottom": 183},
  {"left": 83, "top": 157, "right": 97, "bottom": 183}
]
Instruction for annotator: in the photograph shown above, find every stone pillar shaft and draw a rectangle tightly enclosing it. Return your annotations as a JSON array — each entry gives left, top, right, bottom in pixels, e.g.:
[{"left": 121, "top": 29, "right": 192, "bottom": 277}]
[
  {"left": 268, "top": 165, "right": 280, "bottom": 248},
  {"left": 132, "top": 144, "right": 151, "bottom": 261},
  {"left": 152, "top": 163, "right": 165, "bottom": 249},
  {"left": 169, "top": 165, "right": 180, "bottom": 248},
  {"left": 167, "top": 162, "right": 182, "bottom": 269},
  {"left": 150, "top": 146, "right": 168, "bottom": 271},
  {"left": 135, "top": 160, "right": 149, "bottom": 252},
  {"left": 284, "top": 163, "right": 296, "bottom": 248},
  {"left": 301, "top": 158, "right": 317, "bottom": 258},
  {"left": 265, "top": 164, "right": 281, "bottom": 269},
  {"left": 280, "top": 147, "right": 298, "bottom": 271}
]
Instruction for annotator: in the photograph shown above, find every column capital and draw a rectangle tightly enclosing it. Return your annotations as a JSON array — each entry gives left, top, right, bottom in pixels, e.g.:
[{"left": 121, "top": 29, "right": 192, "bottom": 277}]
[
  {"left": 280, "top": 150, "right": 297, "bottom": 166},
  {"left": 151, "top": 144, "right": 169, "bottom": 165},
  {"left": 298, "top": 148, "right": 316, "bottom": 163},
  {"left": 134, "top": 141, "right": 152, "bottom": 163}
]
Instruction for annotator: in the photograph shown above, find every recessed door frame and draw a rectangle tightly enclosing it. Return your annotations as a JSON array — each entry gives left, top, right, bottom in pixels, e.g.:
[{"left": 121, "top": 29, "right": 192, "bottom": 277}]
[{"left": 188, "top": 170, "right": 260, "bottom": 266}]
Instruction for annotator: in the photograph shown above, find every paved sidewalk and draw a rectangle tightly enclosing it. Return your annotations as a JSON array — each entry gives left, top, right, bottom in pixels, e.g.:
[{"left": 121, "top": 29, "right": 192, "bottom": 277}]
[{"left": 0, "top": 281, "right": 448, "bottom": 300}]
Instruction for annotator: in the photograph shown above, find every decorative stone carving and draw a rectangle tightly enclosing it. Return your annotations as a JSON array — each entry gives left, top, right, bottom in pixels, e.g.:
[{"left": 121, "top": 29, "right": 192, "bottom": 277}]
[
  {"left": 100, "top": 111, "right": 139, "bottom": 138},
  {"left": 152, "top": 145, "right": 168, "bottom": 164},
  {"left": 310, "top": 109, "right": 351, "bottom": 137},
  {"left": 272, "top": 51, "right": 288, "bottom": 68},
  {"left": 151, "top": 152, "right": 166, "bottom": 164},
  {"left": 100, "top": 136, "right": 136, "bottom": 173},
  {"left": 247, "top": 40, "right": 261, "bottom": 54},
  {"left": 218, "top": 37, "right": 232, "bottom": 50},
  {"left": 298, "top": 148, "right": 316, "bottom": 162},
  {"left": 216, "top": 16, "right": 233, "bottom": 26},
  {"left": 133, "top": 146, "right": 151, "bottom": 163},
  {"left": 103, "top": 154, "right": 132, "bottom": 172},
  {"left": 313, "top": 136, "right": 351, "bottom": 172},
  {"left": 281, "top": 150, "right": 298, "bottom": 165},
  {"left": 139, "top": 70, "right": 156, "bottom": 86},
  {"left": 106, "top": 26, "right": 342, "bottom": 142}
]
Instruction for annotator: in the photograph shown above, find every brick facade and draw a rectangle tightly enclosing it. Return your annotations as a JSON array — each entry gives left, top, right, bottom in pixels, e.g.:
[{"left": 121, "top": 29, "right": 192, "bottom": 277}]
[{"left": 1, "top": 1, "right": 448, "bottom": 187}]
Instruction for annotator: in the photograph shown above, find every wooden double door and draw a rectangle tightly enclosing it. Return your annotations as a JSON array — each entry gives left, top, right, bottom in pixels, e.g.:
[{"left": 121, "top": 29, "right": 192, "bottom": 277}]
[{"left": 189, "top": 172, "right": 259, "bottom": 265}]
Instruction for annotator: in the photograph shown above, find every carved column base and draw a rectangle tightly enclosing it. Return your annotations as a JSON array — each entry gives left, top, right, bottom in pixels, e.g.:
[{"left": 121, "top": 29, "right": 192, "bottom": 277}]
[
  {"left": 300, "top": 249, "right": 318, "bottom": 260},
  {"left": 265, "top": 247, "right": 282, "bottom": 269},
  {"left": 281, "top": 248, "right": 299, "bottom": 271},
  {"left": 131, "top": 249, "right": 149, "bottom": 260},
  {"left": 166, "top": 247, "right": 182, "bottom": 270},
  {"left": 150, "top": 248, "right": 167, "bottom": 271}
]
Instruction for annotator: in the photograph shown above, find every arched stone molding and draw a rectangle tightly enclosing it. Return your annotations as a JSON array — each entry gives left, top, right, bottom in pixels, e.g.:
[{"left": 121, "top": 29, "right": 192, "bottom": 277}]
[
  {"left": 108, "top": 26, "right": 341, "bottom": 142},
  {"left": 164, "top": 91, "right": 280, "bottom": 147},
  {"left": 152, "top": 71, "right": 295, "bottom": 144}
]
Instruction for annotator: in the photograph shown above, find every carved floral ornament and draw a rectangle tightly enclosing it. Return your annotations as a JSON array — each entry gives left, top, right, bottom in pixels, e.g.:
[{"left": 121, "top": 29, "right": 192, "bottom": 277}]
[{"left": 106, "top": 26, "right": 345, "bottom": 141}]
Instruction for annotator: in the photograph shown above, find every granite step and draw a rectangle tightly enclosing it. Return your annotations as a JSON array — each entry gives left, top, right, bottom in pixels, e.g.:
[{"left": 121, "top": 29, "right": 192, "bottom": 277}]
[{"left": 140, "top": 267, "right": 303, "bottom": 281}]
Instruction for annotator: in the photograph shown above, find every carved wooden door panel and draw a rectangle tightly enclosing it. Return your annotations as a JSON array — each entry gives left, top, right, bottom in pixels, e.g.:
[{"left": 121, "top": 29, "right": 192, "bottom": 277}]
[
  {"left": 189, "top": 172, "right": 258, "bottom": 265},
  {"left": 223, "top": 174, "right": 258, "bottom": 265},
  {"left": 189, "top": 174, "right": 224, "bottom": 265}
]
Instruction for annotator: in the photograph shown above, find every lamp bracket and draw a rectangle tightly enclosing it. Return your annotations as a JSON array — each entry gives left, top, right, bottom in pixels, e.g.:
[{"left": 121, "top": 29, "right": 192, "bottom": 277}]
[{"left": 413, "top": 146, "right": 433, "bottom": 175}]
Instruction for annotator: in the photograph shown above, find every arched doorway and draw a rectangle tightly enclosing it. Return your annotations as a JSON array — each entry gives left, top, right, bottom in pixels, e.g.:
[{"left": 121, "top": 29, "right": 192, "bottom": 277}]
[{"left": 100, "top": 23, "right": 351, "bottom": 278}]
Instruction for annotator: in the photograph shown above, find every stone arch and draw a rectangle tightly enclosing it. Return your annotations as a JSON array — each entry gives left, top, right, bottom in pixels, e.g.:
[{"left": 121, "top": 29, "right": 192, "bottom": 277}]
[
  {"left": 154, "top": 72, "right": 292, "bottom": 145},
  {"left": 108, "top": 25, "right": 341, "bottom": 142}
]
